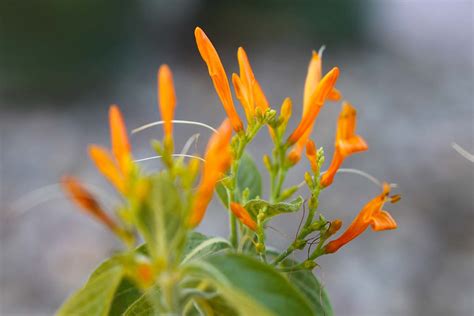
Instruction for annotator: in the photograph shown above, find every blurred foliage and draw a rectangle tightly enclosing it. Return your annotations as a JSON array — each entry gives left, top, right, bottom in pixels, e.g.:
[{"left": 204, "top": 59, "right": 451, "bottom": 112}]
[
  {"left": 0, "top": 0, "right": 362, "bottom": 103},
  {"left": 194, "top": 0, "right": 363, "bottom": 45},
  {"left": 0, "top": 0, "right": 138, "bottom": 101}
]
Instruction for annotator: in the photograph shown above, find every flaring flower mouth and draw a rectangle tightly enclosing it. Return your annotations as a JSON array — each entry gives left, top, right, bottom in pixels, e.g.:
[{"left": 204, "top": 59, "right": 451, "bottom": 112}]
[
  {"left": 320, "top": 102, "right": 368, "bottom": 187},
  {"left": 325, "top": 183, "right": 398, "bottom": 254}
]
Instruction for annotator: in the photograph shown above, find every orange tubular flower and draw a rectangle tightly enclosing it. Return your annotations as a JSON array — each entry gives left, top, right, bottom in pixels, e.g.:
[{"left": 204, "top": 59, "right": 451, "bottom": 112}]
[
  {"left": 61, "top": 176, "right": 119, "bottom": 232},
  {"left": 230, "top": 202, "right": 257, "bottom": 231},
  {"left": 288, "top": 52, "right": 342, "bottom": 162},
  {"left": 88, "top": 105, "right": 132, "bottom": 194},
  {"left": 320, "top": 102, "right": 368, "bottom": 187},
  {"left": 325, "top": 183, "right": 399, "bottom": 253},
  {"left": 158, "top": 64, "right": 176, "bottom": 139},
  {"left": 189, "top": 119, "right": 233, "bottom": 227},
  {"left": 287, "top": 67, "right": 340, "bottom": 146},
  {"left": 194, "top": 27, "right": 243, "bottom": 132},
  {"left": 232, "top": 47, "right": 269, "bottom": 121}
]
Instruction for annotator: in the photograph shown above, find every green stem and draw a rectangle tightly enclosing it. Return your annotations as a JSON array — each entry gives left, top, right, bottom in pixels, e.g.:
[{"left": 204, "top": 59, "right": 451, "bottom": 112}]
[
  {"left": 227, "top": 135, "right": 248, "bottom": 249},
  {"left": 228, "top": 196, "right": 238, "bottom": 249},
  {"left": 271, "top": 245, "right": 295, "bottom": 265}
]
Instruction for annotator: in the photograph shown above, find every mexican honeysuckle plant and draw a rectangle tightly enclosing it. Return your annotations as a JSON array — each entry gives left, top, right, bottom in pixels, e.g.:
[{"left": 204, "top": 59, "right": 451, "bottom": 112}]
[{"left": 58, "top": 27, "right": 400, "bottom": 316}]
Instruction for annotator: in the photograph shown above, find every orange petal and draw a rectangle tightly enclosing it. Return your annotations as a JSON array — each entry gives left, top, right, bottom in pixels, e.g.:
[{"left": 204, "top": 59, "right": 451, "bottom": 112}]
[
  {"left": 232, "top": 73, "right": 253, "bottom": 120},
  {"left": 335, "top": 103, "right": 368, "bottom": 156},
  {"left": 320, "top": 150, "right": 343, "bottom": 187},
  {"left": 253, "top": 80, "right": 270, "bottom": 111},
  {"left": 303, "top": 51, "right": 322, "bottom": 110},
  {"left": 195, "top": 27, "right": 243, "bottom": 132},
  {"left": 230, "top": 202, "right": 257, "bottom": 230},
  {"left": 189, "top": 119, "right": 233, "bottom": 227},
  {"left": 158, "top": 64, "right": 176, "bottom": 139},
  {"left": 237, "top": 47, "right": 255, "bottom": 108},
  {"left": 370, "top": 210, "right": 397, "bottom": 231},
  {"left": 287, "top": 67, "right": 340, "bottom": 145},
  {"left": 328, "top": 88, "right": 342, "bottom": 101},
  {"left": 325, "top": 184, "right": 395, "bottom": 253},
  {"left": 88, "top": 145, "right": 126, "bottom": 193},
  {"left": 320, "top": 103, "right": 368, "bottom": 187},
  {"left": 109, "top": 105, "right": 131, "bottom": 173},
  {"left": 61, "top": 176, "right": 119, "bottom": 231},
  {"left": 337, "top": 136, "right": 368, "bottom": 157}
]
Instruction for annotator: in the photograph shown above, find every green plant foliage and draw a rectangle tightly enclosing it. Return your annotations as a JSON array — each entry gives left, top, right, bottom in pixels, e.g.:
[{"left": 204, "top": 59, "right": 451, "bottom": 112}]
[
  {"left": 281, "top": 260, "right": 333, "bottom": 315},
  {"left": 134, "top": 173, "right": 185, "bottom": 262},
  {"left": 56, "top": 266, "right": 124, "bottom": 316},
  {"left": 185, "top": 253, "right": 314, "bottom": 316},
  {"left": 245, "top": 196, "right": 304, "bottom": 219}
]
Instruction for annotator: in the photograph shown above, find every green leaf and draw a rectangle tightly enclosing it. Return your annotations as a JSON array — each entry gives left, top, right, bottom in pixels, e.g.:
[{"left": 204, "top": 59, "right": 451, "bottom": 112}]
[
  {"left": 268, "top": 251, "right": 333, "bottom": 316},
  {"left": 123, "top": 286, "right": 163, "bottom": 316},
  {"left": 56, "top": 266, "right": 124, "bottom": 316},
  {"left": 181, "top": 235, "right": 231, "bottom": 264},
  {"left": 184, "top": 253, "right": 313, "bottom": 316},
  {"left": 108, "top": 278, "right": 143, "bottom": 316},
  {"left": 244, "top": 196, "right": 304, "bottom": 219},
  {"left": 58, "top": 253, "right": 144, "bottom": 316},
  {"left": 216, "top": 152, "right": 262, "bottom": 205},
  {"left": 285, "top": 269, "right": 333, "bottom": 316},
  {"left": 185, "top": 294, "right": 238, "bottom": 316}
]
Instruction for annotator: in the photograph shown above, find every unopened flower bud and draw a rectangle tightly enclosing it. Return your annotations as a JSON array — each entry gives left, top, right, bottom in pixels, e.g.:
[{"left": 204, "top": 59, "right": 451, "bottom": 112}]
[
  {"left": 263, "top": 155, "right": 273, "bottom": 172},
  {"left": 328, "top": 219, "right": 343, "bottom": 236}
]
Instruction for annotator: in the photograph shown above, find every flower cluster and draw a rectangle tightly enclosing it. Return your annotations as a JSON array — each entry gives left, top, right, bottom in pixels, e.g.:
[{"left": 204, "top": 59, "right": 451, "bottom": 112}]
[{"left": 61, "top": 27, "right": 400, "bottom": 311}]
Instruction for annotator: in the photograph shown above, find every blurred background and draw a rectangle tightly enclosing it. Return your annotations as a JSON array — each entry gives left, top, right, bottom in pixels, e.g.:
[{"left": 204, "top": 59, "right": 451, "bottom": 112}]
[{"left": 1, "top": 0, "right": 473, "bottom": 315}]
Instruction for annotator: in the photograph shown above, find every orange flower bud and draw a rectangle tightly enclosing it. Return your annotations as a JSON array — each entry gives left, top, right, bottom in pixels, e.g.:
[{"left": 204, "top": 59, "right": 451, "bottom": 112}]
[
  {"left": 189, "top": 119, "right": 233, "bottom": 227},
  {"left": 195, "top": 27, "right": 243, "bottom": 132},
  {"left": 109, "top": 105, "right": 131, "bottom": 174},
  {"left": 158, "top": 64, "right": 176, "bottom": 139},
  {"left": 136, "top": 262, "right": 154, "bottom": 287},
  {"left": 232, "top": 47, "right": 270, "bottom": 123},
  {"left": 325, "top": 183, "right": 397, "bottom": 253},
  {"left": 230, "top": 202, "right": 257, "bottom": 231},
  {"left": 280, "top": 97, "right": 292, "bottom": 124},
  {"left": 88, "top": 145, "right": 126, "bottom": 194},
  {"left": 61, "top": 176, "right": 119, "bottom": 232},
  {"left": 327, "top": 219, "right": 343, "bottom": 236}
]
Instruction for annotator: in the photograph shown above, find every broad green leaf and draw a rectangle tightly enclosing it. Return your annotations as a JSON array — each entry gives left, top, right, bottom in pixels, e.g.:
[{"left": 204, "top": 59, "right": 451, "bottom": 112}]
[
  {"left": 244, "top": 196, "right": 304, "bottom": 219},
  {"left": 285, "top": 269, "right": 333, "bottom": 316},
  {"left": 58, "top": 253, "right": 143, "bottom": 316},
  {"left": 123, "top": 286, "right": 163, "bottom": 316},
  {"left": 268, "top": 251, "right": 333, "bottom": 316},
  {"left": 216, "top": 153, "right": 262, "bottom": 205},
  {"left": 56, "top": 266, "right": 124, "bottom": 316},
  {"left": 185, "top": 294, "right": 238, "bottom": 316},
  {"left": 184, "top": 253, "right": 313, "bottom": 316},
  {"left": 109, "top": 278, "right": 143, "bottom": 315},
  {"left": 181, "top": 232, "right": 210, "bottom": 258},
  {"left": 181, "top": 236, "right": 231, "bottom": 264}
]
